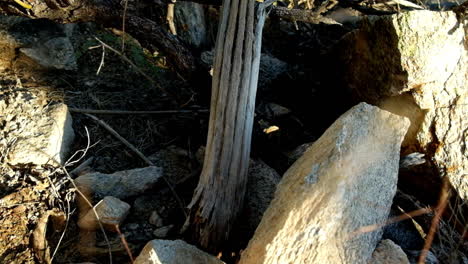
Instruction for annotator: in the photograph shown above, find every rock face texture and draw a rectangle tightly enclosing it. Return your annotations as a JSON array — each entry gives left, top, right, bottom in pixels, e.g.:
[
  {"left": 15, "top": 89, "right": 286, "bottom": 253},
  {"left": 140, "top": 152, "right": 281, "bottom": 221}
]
[
  {"left": 75, "top": 167, "right": 163, "bottom": 200},
  {"left": 134, "top": 239, "right": 224, "bottom": 264},
  {"left": 337, "top": 10, "right": 467, "bottom": 201},
  {"left": 370, "top": 239, "right": 410, "bottom": 264},
  {"left": 240, "top": 103, "right": 410, "bottom": 264},
  {"left": 0, "top": 88, "right": 74, "bottom": 166}
]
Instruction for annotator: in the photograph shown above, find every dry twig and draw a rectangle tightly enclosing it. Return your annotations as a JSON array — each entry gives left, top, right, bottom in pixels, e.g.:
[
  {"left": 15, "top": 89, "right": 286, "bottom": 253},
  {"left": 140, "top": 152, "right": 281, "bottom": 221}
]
[{"left": 418, "top": 178, "right": 451, "bottom": 264}]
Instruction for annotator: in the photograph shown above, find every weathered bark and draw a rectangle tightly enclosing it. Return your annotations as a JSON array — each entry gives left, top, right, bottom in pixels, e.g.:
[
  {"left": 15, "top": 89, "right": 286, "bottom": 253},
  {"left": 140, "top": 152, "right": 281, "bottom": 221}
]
[
  {"left": 184, "top": 0, "right": 271, "bottom": 252},
  {"left": 0, "top": 0, "right": 198, "bottom": 80}
]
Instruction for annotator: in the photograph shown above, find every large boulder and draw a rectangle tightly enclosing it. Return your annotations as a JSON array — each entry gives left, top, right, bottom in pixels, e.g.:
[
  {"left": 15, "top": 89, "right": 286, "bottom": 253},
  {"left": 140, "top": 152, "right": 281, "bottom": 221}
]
[
  {"left": 134, "top": 239, "right": 224, "bottom": 264},
  {"left": 240, "top": 103, "right": 409, "bottom": 264},
  {"left": 336, "top": 10, "right": 467, "bottom": 201},
  {"left": 0, "top": 88, "right": 74, "bottom": 166}
]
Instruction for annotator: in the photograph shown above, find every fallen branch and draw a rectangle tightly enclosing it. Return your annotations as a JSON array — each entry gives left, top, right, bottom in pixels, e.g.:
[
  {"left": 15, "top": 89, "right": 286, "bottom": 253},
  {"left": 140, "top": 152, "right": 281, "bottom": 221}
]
[{"left": 69, "top": 108, "right": 208, "bottom": 115}]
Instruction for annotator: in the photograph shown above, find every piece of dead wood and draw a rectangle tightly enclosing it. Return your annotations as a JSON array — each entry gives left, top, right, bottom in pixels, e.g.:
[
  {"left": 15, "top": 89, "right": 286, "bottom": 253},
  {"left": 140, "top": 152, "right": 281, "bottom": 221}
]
[
  {"left": 69, "top": 108, "right": 208, "bottom": 115},
  {"left": 167, "top": 0, "right": 177, "bottom": 35},
  {"left": 418, "top": 177, "right": 451, "bottom": 264}
]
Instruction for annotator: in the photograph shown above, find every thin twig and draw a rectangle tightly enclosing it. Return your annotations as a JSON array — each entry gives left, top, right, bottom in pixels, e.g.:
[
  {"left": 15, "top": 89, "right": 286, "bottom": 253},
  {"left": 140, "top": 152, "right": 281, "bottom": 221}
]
[
  {"left": 83, "top": 113, "right": 188, "bottom": 218},
  {"left": 418, "top": 178, "right": 451, "bottom": 264},
  {"left": 84, "top": 113, "right": 153, "bottom": 165},
  {"left": 69, "top": 157, "right": 94, "bottom": 176},
  {"left": 50, "top": 191, "right": 73, "bottom": 263},
  {"left": 96, "top": 45, "right": 106, "bottom": 75},
  {"left": 69, "top": 108, "right": 208, "bottom": 115},
  {"left": 52, "top": 128, "right": 113, "bottom": 263},
  {"left": 121, "top": 0, "right": 129, "bottom": 52},
  {"left": 115, "top": 225, "right": 134, "bottom": 263},
  {"left": 350, "top": 207, "right": 433, "bottom": 237}
]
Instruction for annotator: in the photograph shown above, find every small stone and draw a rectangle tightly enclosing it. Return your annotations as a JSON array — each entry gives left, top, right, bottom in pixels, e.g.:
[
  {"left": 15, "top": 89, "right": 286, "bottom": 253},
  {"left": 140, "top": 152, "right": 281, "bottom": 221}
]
[
  {"left": 267, "top": 103, "right": 291, "bottom": 117},
  {"left": 78, "top": 196, "right": 130, "bottom": 232},
  {"left": 370, "top": 239, "right": 410, "bottom": 264},
  {"left": 153, "top": 225, "right": 174, "bottom": 238},
  {"left": 148, "top": 211, "right": 164, "bottom": 227},
  {"left": 134, "top": 239, "right": 225, "bottom": 264}
]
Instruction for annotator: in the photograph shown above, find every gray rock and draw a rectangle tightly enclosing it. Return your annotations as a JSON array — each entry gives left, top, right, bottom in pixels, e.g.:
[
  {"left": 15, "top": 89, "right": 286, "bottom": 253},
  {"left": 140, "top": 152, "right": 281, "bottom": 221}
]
[
  {"left": 257, "top": 54, "right": 288, "bottom": 89},
  {"left": 153, "top": 225, "right": 174, "bottom": 238},
  {"left": 337, "top": 10, "right": 468, "bottom": 201},
  {"left": 284, "top": 142, "right": 315, "bottom": 163},
  {"left": 175, "top": 2, "right": 207, "bottom": 48},
  {"left": 20, "top": 37, "right": 77, "bottom": 71},
  {"left": 134, "top": 239, "right": 225, "bottom": 264},
  {"left": 257, "top": 102, "right": 291, "bottom": 119},
  {"left": 406, "top": 250, "right": 439, "bottom": 264},
  {"left": 148, "top": 145, "right": 192, "bottom": 184},
  {"left": 0, "top": 88, "right": 75, "bottom": 166},
  {"left": 0, "top": 16, "right": 77, "bottom": 71},
  {"left": 78, "top": 196, "right": 130, "bottom": 231},
  {"left": 75, "top": 166, "right": 163, "bottom": 200},
  {"left": 370, "top": 239, "right": 410, "bottom": 264},
  {"left": 240, "top": 103, "right": 410, "bottom": 264},
  {"left": 148, "top": 211, "right": 164, "bottom": 227},
  {"left": 242, "top": 159, "right": 281, "bottom": 234},
  {"left": 200, "top": 50, "right": 288, "bottom": 89}
]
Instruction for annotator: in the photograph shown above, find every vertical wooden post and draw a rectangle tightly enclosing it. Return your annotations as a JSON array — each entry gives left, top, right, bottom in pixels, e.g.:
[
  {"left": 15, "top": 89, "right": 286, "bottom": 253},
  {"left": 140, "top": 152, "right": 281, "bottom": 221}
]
[{"left": 185, "top": 0, "right": 272, "bottom": 252}]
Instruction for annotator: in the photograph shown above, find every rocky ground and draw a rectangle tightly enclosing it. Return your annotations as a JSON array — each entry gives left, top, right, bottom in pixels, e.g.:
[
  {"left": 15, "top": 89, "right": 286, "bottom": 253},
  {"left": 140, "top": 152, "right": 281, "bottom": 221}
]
[{"left": 0, "top": 1, "right": 467, "bottom": 263}]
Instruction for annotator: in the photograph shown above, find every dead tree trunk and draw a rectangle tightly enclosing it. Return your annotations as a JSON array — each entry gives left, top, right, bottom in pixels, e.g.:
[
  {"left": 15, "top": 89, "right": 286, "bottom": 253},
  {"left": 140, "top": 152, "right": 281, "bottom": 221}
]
[{"left": 185, "top": 0, "right": 273, "bottom": 252}]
